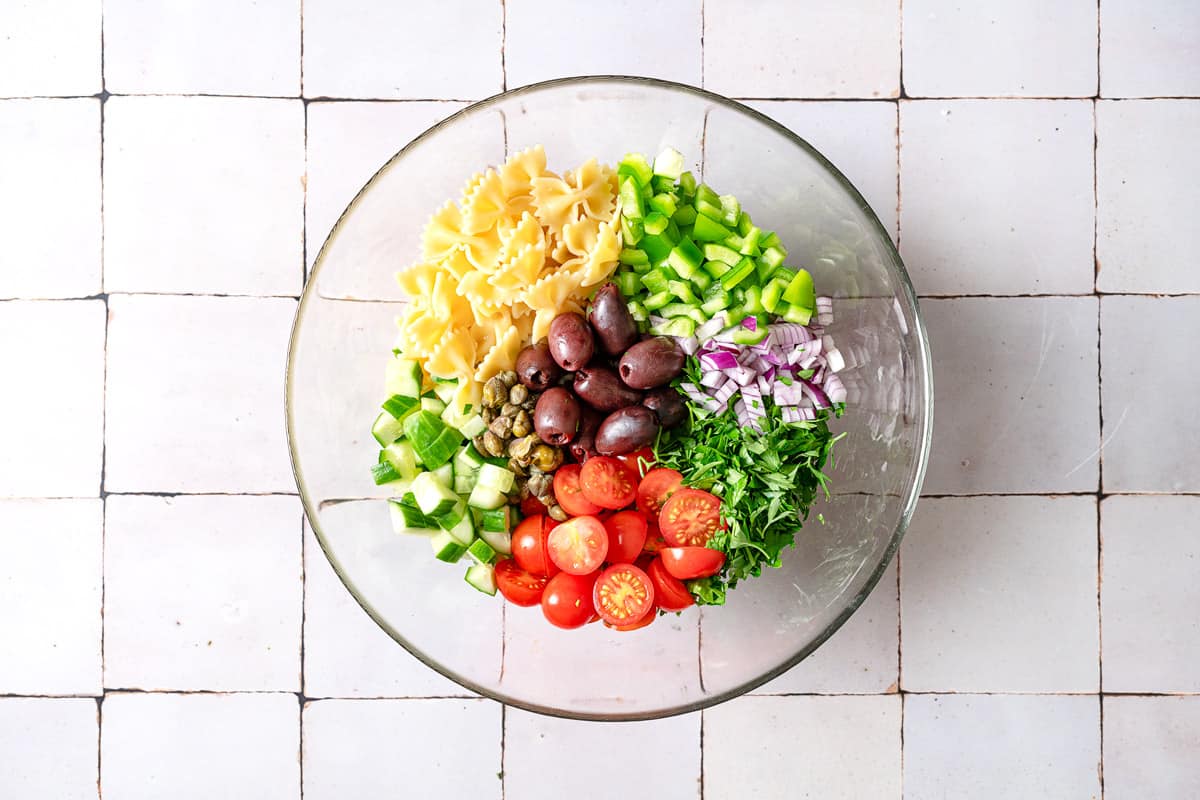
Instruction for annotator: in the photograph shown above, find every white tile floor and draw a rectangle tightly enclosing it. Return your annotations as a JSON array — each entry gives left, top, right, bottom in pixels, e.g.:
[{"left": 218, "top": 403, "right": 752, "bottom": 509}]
[{"left": 1, "top": 2, "right": 1197, "bottom": 798}]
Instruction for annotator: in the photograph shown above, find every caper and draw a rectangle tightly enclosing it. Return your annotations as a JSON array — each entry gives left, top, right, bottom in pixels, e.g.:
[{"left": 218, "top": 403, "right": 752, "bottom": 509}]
[
  {"left": 488, "top": 415, "right": 513, "bottom": 439},
  {"left": 507, "top": 458, "right": 527, "bottom": 477},
  {"left": 548, "top": 504, "right": 568, "bottom": 522},
  {"left": 508, "top": 384, "right": 529, "bottom": 405},
  {"left": 482, "top": 375, "right": 507, "bottom": 408},
  {"left": 481, "top": 407, "right": 496, "bottom": 425},
  {"left": 500, "top": 402, "right": 521, "bottom": 418},
  {"left": 531, "top": 444, "right": 563, "bottom": 472},
  {"left": 500, "top": 370, "right": 518, "bottom": 388},
  {"left": 507, "top": 435, "right": 535, "bottom": 461},
  {"left": 511, "top": 409, "right": 532, "bottom": 438},
  {"left": 522, "top": 398, "right": 537, "bottom": 412},
  {"left": 473, "top": 435, "right": 489, "bottom": 455},
  {"left": 525, "top": 472, "right": 550, "bottom": 498},
  {"left": 482, "top": 431, "right": 505, "bottom": 457}
]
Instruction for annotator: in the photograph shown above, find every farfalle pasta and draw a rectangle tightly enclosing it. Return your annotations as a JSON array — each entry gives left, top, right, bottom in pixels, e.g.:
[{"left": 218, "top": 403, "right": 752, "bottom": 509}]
[{"left": 393, "top": 145, "right": 622, "bottom": 409}]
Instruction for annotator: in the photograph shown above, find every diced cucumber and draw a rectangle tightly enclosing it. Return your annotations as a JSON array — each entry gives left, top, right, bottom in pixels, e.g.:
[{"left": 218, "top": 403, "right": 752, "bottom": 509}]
[
  {"left": 420, "top": 396, "right": 446, "bottom": 416},
  {"left": 653, "top": 147, "right": 685, "bottom": 180},
  {"left": 479, "top": 528, "right": 512, "bottom": 556},
  {"left": 440, "top": 401, "right": 473, "bottom": 432},
  {"left": 466, "top": 538, "right": 496, "bottom": 565},
  {"left": 467, "top": 484, "right": 507, "bottom": 510},
  {"left": 371, "top": 411, "right": 406, "bottom": 447},
  {"left": 388, "top": 498, "right": 436, "bottom": 535},
  {"left": 385, "top": 358, "right": 423, "bottom": 399},
  {"left": 478, "top": 506, "right": 512, "bottom": 534},
  {"left": 432, "top": 379, "right": 459, "bottom": 404},
  {"left": 444, "top": 510, "right": 475, "bottom": 545},
  {"left": 382, "top": 440, "right": 421, "bottom": 481},
  {"left": 431, "top": 529, "right": 467, "bottom": 563},
  {"left": 381, "top": 394, "right": 419, "bottom": 421},
  {"left": 371, "top": 460, "right": 400, "bottom": 486},
  {"left": 411, "top": 470, "right": 458, "bottom": 517},
  {"left": 454, "top": 444, "right": 485, "bottom": 475},
  {"left": 464, "top": 562, "right": 497, "bottom": 595},
  {"left": 476, "top": 463, "right": 515, "bottom": 493},
  {"left": 453, "top": 473, "right": 475, "bottom": 494},
  {"left": 431, "top": 462, "right": 454, "bottom": 488},
  {"left": 457, "top": 414, "right": 487, "bottom": 439},
  {"left": 403, "top": 410, "right": 460, "bottom": 468}
]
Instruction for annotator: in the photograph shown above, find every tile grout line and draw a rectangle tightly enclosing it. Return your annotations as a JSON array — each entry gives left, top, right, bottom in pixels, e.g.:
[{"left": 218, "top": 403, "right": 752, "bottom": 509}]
[
  {"left": 95, "top": 695, "right": 103, "bottom": 799},
  {"left": 499, "top": 703, "right": 507, "bottom": 800},
  {"left": 896, "top": 546, "right": 905, "bottom": 793},
  {"left": 897, "top": 0, "right": 905, "bottom": 98},
  {"left": 499, "top": 0, "right": 507, "bottom": 93},
  {"left": 698, "top": 708, "right": 706, "bottom": 800},
  {"left": 98, "top": 4, "right": 107, "bottom": 791},
  {"left": 699, "top": 0, "right": 705, "bottom": 89}
]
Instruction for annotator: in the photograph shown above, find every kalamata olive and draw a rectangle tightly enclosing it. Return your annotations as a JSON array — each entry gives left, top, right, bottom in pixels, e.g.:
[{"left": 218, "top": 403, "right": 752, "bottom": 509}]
[
  {"left": 642, "top": 387, "right": 688, "bottom": 428},
  {"left": 595, "top": 406, "right": 660, "bottom": 456},
  {"left": 569, "top": 406, "right": 604, "bottom": 463},
  {"left": 573, "top": 366, "right": 642, "bottom": 412},
  {"left": 588, "top": 282, "right": 639, "bottom": 356},
  {"left": 515, "top": 341, "right": 561, "bottom": 392},
  {"left": 548, "top": 313, "right": 594, "bottom": 372},
  {"left": 617, "top": 337, "right": 685, "bottom": 389},
  {"left": 533, "top": 387, "right": 581, "bottom": 445}
]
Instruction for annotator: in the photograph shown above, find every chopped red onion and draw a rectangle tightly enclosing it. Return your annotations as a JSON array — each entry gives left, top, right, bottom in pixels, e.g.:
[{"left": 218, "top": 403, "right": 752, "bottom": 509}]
[
  {"left": 825, "top": 347, "right": 845, "bottom": 373},
  {"left": 695, "top": 315, "right": 727, "bottom": 342},
  {"left": 824, "top": 373, "right": 847, "bottom": 404},
  {"left": 700, "top": 370, "right": 726, "bottom": 389},
  {"left": 700, "top": 350, "right": 739, "bottom": 371},
  {"left": 741, "top": 316, "right": 757, "bottom": 331},
  {"left": 678, "top": 335, "right": 700, "bottom": 356},
  {"left": 799, "top": 378, "right": 830, "bottom": 409},
  {"left": 729, "top": 365, "right": 757, "bottom": 386}
]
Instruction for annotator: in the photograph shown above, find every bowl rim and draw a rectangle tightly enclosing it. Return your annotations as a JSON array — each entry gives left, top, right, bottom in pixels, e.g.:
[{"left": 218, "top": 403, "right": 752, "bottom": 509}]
[{"left": 286, "top": 74, "right": 934, "bottom": 721}]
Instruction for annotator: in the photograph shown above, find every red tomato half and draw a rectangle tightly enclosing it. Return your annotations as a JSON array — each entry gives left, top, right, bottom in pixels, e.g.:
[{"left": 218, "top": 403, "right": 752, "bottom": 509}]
[
  {"left": 659, "top": 488, "right": 723, "bottom": 547},
  {"left": 553, "top": 463, "right": 603, "bottom": 516},
  {"left": 647, "top": 556, "right": 694, "bottom": 611},
  {"left": 580, "top": 456, "right": 638, "bottom": 510},
  {"left": 642, "top": 518, "right": 668, "bottom": 554},
  {"left": 547, "top": 516, "right": 609, "bottom": 575},
  {"left": 604, "top": 605, "right": 656, "bottom": 631},
  {"left": 520, "top": 494, "right": 548, "bottom": 517},
  {"left": 512, "top": 514, "right": 559, "bottom": 578},
  {"left": 541, "top": 571, "right": 598, "bottom": 629},
  {"left": 660, "top": 547, "right": 726, "bottom": 580},
  {"left": 616, "top": 448, "right": 656, "bottom": 478},
  {"left": 593, "top": 564, "right": 655, "bottom": 626},
  {"left": 603, "top": 510, "right": 649, "bottom": 564},
  {"left": 637, "top": 468, "right": 683, "bottom": 516},
  {"left": 495, "top": 559, "right": 549, "bottom": 607}
]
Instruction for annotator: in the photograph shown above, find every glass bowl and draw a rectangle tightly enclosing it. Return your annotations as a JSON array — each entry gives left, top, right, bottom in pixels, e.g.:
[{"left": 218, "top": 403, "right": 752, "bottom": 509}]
[{"left": 287, "top": 76, "right": 933, "bottom": 721}]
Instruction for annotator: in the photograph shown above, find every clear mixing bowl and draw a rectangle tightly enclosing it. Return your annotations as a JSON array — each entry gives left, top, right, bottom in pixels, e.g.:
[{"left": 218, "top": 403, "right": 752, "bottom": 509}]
[{"left": 287, "top": 76, "right": 933, "bottom": 721}]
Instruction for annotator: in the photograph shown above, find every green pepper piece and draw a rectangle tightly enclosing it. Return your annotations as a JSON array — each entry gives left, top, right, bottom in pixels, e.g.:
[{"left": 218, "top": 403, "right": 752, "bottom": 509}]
[
  {"left": 649, "top": 192, "right": 678, "bottom": 218},
  {"left": 618, "top": 153, "right": 654, "bottom": 186},
  {"left": 667, "top": 236, "right": 704, "bottom": 279},
  {"left": 691, "top": 213, "right": 731, "bottom": 243},
  {"left": 781, "top": 268, "right": 815, "bottom": 309},
  {"left": 620, "top": 216, "right": 644, "bottom": 246},
  {"left": 672, "top": 204, "right": 697, "bottom": 228},
  {"left": 720, "top": 256, "right": 756, "bottom": 290},
  {"left": 619, "top": 176, "right": 645, "bottom": 220},
  {"left": 643, "top": 211, "right": 669, "bottom": 236},
  {"left": 619, "top": 248, "right": 649, "bottom": 266},
  {"left": 615, "top": 271, "right": 641, "bottom": 298}
]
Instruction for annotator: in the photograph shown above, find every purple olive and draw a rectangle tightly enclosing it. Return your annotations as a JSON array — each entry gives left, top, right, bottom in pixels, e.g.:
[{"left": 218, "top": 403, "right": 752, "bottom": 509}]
[
  {"left": 642, "top": 387, "right": 687, "bottom": 428},
  {"left": 515, "top": 340, "right": 562, "bottom": 392},
  {"left": 548, "top": 313, "right": 594, "bottom": 372},
  {"left": 533, "top": 387, "right": 580, "bottom": 445},
  {"left": 588, "top": 282, "right": 639, "bottom": 356},
  {"left": 573, "top": 366, "right": 643, "bottom": 412},
  {"left": 617, "top": 337, "right": 685, "bottom": 389},
  {"left": 595, "top": 406, "right": 660, "bottom": 456},
  {"left": 569, "top": 406, "right": 604, "bottom": 463}
]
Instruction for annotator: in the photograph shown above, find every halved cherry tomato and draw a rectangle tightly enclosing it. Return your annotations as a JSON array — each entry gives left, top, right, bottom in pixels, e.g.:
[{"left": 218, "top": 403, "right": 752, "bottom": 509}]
[
  {"left": 647, "top": 556, "right": 694, "bottom": 611},
  {"left": 604, "top": 604, "right": 656, "bottom": 631},
  {"left": 541, "top": 571, "right": 598, "bottom": 629},
  {"left": 495, "top": 559, "right": 549, "bottom": 607},
  {"left": 642, "top": 519, "right": 668, "bottom": 554},
  {"left": 520, "top": 494, "right": 548, "bottom": 517},
  {"left": 580, "top": 456, "right": 638, "bottom": 510},
  {"left": 593, "top": 564, "right": 655, "bottom": 626},
  {"left": 547, "top": 516, "right": 608, "bottom": 575},
  {"left": 637, "top": 468, "right": 683, "bottom": 516},
  {"left": 553, "top": 463, "right": 603, "bottom": 516},
  {"left": 512, "top": 514, "right": 559, "bottom": 578},
  {"left": 660, "top": 546, "right": 726, "bottom": 580},
  {"left": 616, "top": 448, "right": 656, "bottom": 478},
  {"left": 603, "top": 510, "right": 648, "bottom": 564},
  {"left": 659, "top": 487, "right": 722, "bottom": 547}
]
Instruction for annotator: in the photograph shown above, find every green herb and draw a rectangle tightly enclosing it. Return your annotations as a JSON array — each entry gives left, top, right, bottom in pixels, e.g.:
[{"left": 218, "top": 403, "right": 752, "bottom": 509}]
[{"left": 653, "top": 358, "right": 843, "bottom": 605}]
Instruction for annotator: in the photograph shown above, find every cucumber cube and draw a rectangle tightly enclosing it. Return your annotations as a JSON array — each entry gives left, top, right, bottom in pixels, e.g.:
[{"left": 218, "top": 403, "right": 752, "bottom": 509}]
[
  {"left": 466, "top": 538, "right": 497, "bottom": 565},
  {"left": 432, "top": 379, "right": 459, "bottom": 404},
  {"left": 385, "top": 358, "right": 423, "bottom": 399},
  {"left": 444, "top": 510, "right": 475, "bottom": 545},
  {"left": 476, "top": 463, "right": 515, "bottom": 493},
  {"left": 467, "top": 484, "right": 507, "bottom": 510},
  {"left": 371, "top": 460, "right": 400, "bottom": 486},
  {"left": 652, "top": 147, "right": 685, "bottom": 180},
  {"left": 479, "top": 507, "right": 512, "bottom": 533},
  {"left": 431, "top": 530, "right": 467, "bottom": 563},
  {"left": 382, "top": 440, "right": 421, "bottom": 481},
  {"left": 420, "top": 396, "right": 446, "bottom": 416},
  {"left": 464, "top": 562, "right": 497, "bottom": 595},
  {"left": 388, "top": 498, "right": 435, "bottom": 535},
  {"left": 411, "top": 471, "right": 458, "bottom": 517},
  {"left": 371, "top": 412, "right": 406, "bottom": 447}
]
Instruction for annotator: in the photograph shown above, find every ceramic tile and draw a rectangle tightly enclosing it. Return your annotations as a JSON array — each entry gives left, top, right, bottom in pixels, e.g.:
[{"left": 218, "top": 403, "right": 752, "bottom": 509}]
[
  {"left": 704, "top": 695, "right": 901, "bottom": 799},
  {"left": 0, "top": 300, "right": 105, "bottom": 497},
  {"left": 901, "top": 496, "right": 1099, "bottom": 693},
  {"left": 104, "top": 0, "right": 300, "bottom": 95},
  {"left": 302, "top": 0, "right": 502, "bottom": 99},
  {"left": 747, "top": 101, "right": 899, "bottom": 240},
  {"left": 1101, "top": 496, "right": 1200, "bottom": 693},
  {"left": 103, "top": 495, "right": 302, "bottom": 692},
  {"left": 505, "top": 0, "right": 701, "bottom": 88},
  {"left": 505, "top": 707, "right": 700, "bottom": 800},
  {"left": 0, "top": 0, "right": 101, "bottom": 97},
  {"left": 900, "top": 100, "right": 1095, "bottom": 295},
  {"left": 904, "top": 694, "right": 1101, "bottom": 800},
  {"left": 1101, "top": 0, "right": 1200, "bottom": 98},
  {"left": 100, "top": 692, "right": 299, "bottom": 800},
  {"left": 1100, "top": 296, "right": 1200, "bottom": 492},
  {"left": 103, "top": 295, "right": 297, "bottom": 493},
  {"left": 1104, "top": 696, "right": 1200, "bottom": 800},
  {"left": 302, "top": 521, "right": 467, "bottom": 698},
  {"left": 705, "top": 0, "right": 900, "bottom": 99},
  {"left": 104, "top": 96, "right": 304, "bottom": 295},
  {"left": 902, "top": 0, "right": 1097, "bottom": 97},
  {"left": 920, "top": 297, "right": 1100, "bottom": 494},
  {"left": 0, "top": 698, "right": 98, "bottom": 800},
  {"left": 303, "top": 699, "right": 500, "bottom": 799},
  {"left": 305, "top": 100, "right": 467, "bottom": 270},
  {"left": 0, "top": 99, "right": 101, "bottom": 298},
  {"left": 1096, "top": 100, "right": 1200, "bottom": 293},
  {"left": 0, "top": 500, "right": 102, "bottom": 695}
]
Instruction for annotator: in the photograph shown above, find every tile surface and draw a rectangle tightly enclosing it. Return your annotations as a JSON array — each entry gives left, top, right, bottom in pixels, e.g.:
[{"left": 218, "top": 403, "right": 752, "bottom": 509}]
[
  {"left": 104, "top": 294, "right": 297, "bottom": 493},
  {"left": 1101, "top": 0, "right": 1200, "bottom": 98},
  {"left": 902, "top": 0, "right": 1098, "bottom": 98},
  {"left": 104, "top": 0, "right": 301, "bottom": 95},
  {"left": 0, "top": 500, "right": 102, "bottom": 695},
  {"left": 0, "top": 698, "right": 99, "bottom": 800},
  {"left": 1096, "top": 100, "right": 1200, "bottom": 293},
  {"left": 1101, "top": 496, "right": 1200, "bottom": 693},
  {"left": 901, "top": 496, "right": 1099, "bottom": 693},
  {"left": 0, "top": 0, "right": 101, "bottom": 97},
  {"left": 900, "top": 100, "right": 1095, "bottom": 295},
  {"left": 705, "top": 0, "right": 900, "bottom": 99},
  {"left": 1104, "top": 696, "right": 1200, "bottom": 800},
  {"left": 704, "top": 695, "right": 901, "bottom": 799},
  {"left": 0, "top": 99, "right": 101, "bottom": 298},
  {"left": 0, "top": 300, "right": 105, "bottom": 498},
  {"left": 104, "top": 495, "right": 302, "bottom": 692},
  {"left": 100, "top": 692, "right": 300, "bottom": 800},
  {"left": 904, "top": 694, "right": 1101, "bottom": 800},
  {"left": 104, "top": 96, "right": 305, "bottom": 296},
  {"left": 303, "top": 699, "right": 500, "bottom": 800}
]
